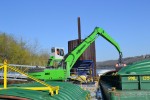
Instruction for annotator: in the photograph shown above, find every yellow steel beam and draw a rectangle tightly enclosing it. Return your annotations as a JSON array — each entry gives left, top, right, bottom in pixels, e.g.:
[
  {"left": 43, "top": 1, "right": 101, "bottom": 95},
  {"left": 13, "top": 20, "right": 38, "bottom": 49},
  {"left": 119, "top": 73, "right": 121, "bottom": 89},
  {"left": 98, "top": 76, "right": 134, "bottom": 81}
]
[
  {"left": 8, "top": 66, "right": 50, "bottom": 87},
  {"left": 21, "top": 87, "right": 54, "bottom": 90},
  {"left": 0, "top": 87, "right": 59, "bottom": 96},
  {"left": 0, "top": 59, "right": 59, "bottom": 96},
  {"left": 3, "top": 59, "right": 7, "bottom": 89},
  {"left": 20, "top": 87, "right": 59, "bottom": 95},
  {"left": 0, "top": 66, "right": 3, "bottom": 69},
  {"left": 7, "top": 66, "right": 59, "bottom": 96}
]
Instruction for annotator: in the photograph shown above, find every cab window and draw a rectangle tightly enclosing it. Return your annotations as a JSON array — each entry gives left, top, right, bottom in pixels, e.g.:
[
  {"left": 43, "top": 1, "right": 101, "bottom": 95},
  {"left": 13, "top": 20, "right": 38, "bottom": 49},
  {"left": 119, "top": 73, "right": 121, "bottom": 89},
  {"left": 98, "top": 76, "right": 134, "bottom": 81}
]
[{"left": 59, "top": 49, "right": 64, "bottom": 56}]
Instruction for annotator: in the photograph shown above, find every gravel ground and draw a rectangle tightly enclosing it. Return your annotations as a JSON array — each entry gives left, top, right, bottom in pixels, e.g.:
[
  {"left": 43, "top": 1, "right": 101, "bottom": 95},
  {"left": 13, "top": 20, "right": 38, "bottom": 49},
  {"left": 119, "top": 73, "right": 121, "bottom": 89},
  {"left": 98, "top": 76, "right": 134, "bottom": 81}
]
[{"left": 78, "top": 81, "right": 103, "bottom": 100}]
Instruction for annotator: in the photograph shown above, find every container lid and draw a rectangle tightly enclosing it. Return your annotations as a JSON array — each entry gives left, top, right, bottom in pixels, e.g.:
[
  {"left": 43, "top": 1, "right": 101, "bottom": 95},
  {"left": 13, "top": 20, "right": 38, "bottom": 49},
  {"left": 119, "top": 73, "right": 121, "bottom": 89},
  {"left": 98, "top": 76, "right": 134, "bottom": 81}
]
[{"left": 117, "top": 60, "right": 150, "bottom": 75}]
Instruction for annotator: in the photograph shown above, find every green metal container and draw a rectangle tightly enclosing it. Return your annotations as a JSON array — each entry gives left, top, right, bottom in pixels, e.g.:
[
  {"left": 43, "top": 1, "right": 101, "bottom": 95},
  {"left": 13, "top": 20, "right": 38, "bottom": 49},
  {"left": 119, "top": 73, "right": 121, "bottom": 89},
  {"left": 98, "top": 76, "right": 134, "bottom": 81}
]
[
  {"left": 118, "top": 60, "right": 150, "bottom": 90},
  {"left": 140, "top": 75, "right": 150, "bottom": 90},
  {"left": 119, "top": 75, "right": 139, "bottom": 90},
  {"left": 0, "top": 81, "right": 90, "bottom": 100},
  {"left": 100, "top": 60, "right": 150, "bottom": 100}
]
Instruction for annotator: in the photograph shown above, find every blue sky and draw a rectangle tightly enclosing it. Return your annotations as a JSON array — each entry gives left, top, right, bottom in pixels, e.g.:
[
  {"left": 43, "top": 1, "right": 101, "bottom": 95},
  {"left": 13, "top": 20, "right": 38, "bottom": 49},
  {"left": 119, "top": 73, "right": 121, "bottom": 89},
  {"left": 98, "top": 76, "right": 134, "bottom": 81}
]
[{"left": 0, "top": 0, "right": 150, "bottom": 61}]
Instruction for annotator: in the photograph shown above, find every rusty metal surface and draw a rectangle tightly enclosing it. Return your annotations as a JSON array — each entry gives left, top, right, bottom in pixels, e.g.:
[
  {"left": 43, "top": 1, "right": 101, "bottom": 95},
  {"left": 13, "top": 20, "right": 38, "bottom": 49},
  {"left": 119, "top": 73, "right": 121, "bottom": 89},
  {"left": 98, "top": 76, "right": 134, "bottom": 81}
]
[
  {"left": 0, "top": 95, "right": 29, "bottom": 100},
  {"left": 68, "top": 39, "right": 96, "bottom": 76}
]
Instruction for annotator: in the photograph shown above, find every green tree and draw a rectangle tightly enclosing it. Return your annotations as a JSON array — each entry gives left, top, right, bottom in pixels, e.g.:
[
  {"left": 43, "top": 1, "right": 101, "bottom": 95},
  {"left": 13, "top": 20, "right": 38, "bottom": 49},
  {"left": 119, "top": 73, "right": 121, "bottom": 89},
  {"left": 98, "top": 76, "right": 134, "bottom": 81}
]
[{"left": 0, "top": 32, "right": 49, "bottom": 66}]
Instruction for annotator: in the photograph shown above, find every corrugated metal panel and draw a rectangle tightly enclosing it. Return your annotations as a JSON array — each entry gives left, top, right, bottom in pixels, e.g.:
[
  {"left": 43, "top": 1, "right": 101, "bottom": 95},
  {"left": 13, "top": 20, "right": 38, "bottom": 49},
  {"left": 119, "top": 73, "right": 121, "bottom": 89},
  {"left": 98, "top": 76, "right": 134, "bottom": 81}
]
[
  {"left": 100, "top": 60, "right": 150, "bottom": 100},
  {"left": 118, "top": 60, "right": 150, "bottom": 75},
  {"left": 68, "top": 39, "right": 96, "bottom": 76},
  {"left": 0, "top": 82, "right": 90, "bottom": 100}
]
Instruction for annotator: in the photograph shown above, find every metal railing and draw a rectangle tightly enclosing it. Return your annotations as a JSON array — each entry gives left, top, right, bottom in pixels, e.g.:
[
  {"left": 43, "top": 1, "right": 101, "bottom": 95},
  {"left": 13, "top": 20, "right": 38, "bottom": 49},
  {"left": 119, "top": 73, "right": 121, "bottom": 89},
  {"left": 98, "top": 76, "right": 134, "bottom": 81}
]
[{"left": 0, "top": 59, "right": 59, "bottom": 96}]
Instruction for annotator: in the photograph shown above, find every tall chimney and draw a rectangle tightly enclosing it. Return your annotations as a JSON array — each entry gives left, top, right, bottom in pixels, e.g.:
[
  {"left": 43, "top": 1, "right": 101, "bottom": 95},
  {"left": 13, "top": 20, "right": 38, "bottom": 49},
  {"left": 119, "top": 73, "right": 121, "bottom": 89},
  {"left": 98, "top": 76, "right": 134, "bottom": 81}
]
[{"left": 78, "top": 17, "right": 81, "bottom": 44}]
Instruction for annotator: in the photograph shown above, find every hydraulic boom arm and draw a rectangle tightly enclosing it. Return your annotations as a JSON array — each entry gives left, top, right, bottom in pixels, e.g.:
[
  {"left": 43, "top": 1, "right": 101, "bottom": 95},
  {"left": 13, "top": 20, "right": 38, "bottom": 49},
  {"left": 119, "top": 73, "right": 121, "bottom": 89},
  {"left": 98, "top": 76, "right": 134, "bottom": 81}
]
[
  {"left": 64, "top": 27, "right": 122, "bottom": 71},
  {"left": 28, "top": 27, "right": 123, "bottom": 81}
]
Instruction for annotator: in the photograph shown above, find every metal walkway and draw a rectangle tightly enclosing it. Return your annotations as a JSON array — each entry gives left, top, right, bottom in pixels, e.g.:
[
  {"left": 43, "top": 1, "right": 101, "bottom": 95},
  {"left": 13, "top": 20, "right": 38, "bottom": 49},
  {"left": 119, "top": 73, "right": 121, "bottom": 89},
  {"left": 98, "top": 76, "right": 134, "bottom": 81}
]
[{"left": 0, "top": 63, "right": 44, "bottom": 81}]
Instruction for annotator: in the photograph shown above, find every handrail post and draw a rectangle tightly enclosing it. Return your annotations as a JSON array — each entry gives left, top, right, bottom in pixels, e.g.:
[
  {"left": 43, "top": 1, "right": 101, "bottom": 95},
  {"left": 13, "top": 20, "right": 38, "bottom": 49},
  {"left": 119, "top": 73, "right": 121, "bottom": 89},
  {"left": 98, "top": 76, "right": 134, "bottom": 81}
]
[{"left": 3, "top": 59, "right": 7, "bottom": 89}]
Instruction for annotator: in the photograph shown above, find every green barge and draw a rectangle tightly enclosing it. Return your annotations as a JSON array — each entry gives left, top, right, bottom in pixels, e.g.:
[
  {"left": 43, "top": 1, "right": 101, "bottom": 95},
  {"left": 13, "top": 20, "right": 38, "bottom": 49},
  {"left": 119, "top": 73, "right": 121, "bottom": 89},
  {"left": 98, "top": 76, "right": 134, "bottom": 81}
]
[
  {"left": 99, "top": 60, "right": 150, "bottom": 100},
  {"left": 0, "top": 81, "right": 90, "bottom": 100}
]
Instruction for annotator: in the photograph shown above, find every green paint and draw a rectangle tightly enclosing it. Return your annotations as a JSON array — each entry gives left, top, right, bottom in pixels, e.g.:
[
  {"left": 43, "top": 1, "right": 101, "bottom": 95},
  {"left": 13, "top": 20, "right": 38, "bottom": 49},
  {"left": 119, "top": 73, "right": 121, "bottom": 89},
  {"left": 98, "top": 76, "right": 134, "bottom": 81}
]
[
  {"left": 0, "top": 81, "right": 90, "bottom": 100},
  {"left": 29, "top": 27, "right": 122, "bottom": 80},
  {"left": 100, "top": 60, "right": 150, "bottom": 100}
]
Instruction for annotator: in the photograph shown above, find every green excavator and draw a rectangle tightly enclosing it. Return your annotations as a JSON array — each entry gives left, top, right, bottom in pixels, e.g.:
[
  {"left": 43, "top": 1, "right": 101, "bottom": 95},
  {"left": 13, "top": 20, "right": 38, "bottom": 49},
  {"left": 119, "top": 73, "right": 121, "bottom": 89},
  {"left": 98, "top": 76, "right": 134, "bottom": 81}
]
[{"left": 28, "top": 27, "right": 124, "bottom": 80}]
